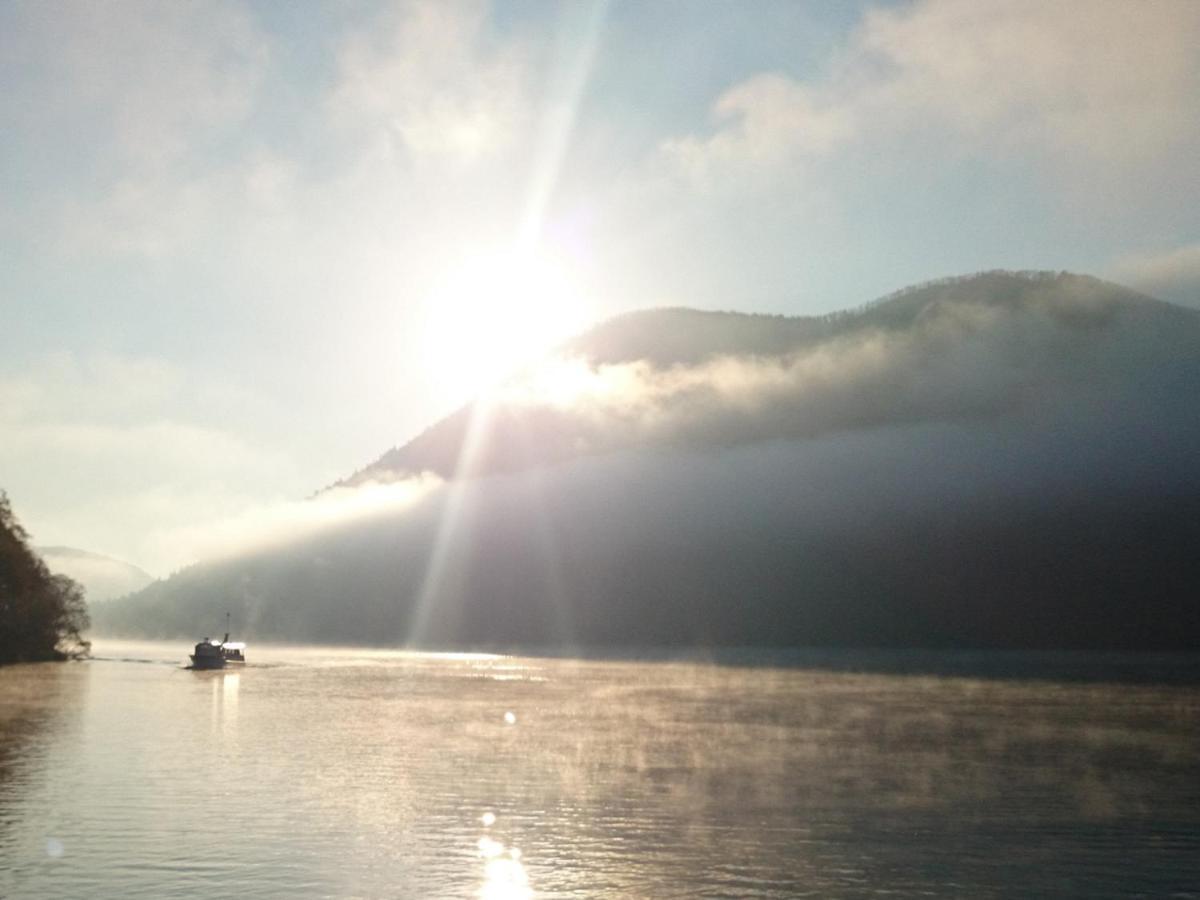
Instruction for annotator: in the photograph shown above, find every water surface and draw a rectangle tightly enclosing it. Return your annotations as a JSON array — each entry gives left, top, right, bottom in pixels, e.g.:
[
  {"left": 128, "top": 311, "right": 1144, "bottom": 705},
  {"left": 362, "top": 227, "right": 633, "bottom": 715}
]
[{"left": 1, "top": 641, "right": 1198, "bottom": 898}]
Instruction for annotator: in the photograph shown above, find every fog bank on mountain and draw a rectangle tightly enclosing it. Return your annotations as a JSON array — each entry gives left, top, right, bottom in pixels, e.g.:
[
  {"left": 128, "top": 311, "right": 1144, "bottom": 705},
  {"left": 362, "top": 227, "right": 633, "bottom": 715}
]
[
  {"left": 95, "top": 272, "right": 1200, "bottom": 651},
  {"left": 347, "top": 272, "right": 1198, "bottom": 483}
]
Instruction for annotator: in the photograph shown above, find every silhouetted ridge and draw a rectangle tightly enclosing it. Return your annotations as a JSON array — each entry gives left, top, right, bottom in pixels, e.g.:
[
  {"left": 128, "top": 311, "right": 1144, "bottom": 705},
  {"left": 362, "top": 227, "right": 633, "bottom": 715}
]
[
  {"left": 569, "top": 272, "right": 1187, "bottom": 365},
  {"left": 562, "top": 307, "right": 829, "bottom": 367},
  {"left": 853, "top": 270, "right": 1187, "bottom": 329}
]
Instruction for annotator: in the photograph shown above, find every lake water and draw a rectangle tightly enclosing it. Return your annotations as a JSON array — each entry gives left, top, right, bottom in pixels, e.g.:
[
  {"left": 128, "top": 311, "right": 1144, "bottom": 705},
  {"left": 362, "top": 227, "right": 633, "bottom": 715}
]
[{"left": 1, "top": 641, "right": 1198, "bottom": 898}]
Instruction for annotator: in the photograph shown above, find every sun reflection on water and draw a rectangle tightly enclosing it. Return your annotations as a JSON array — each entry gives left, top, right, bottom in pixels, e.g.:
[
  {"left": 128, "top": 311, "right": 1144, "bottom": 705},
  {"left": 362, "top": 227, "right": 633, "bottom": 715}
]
[
  {"left": 480, "top": 853, "right": 531, "bottom": 900},
  {"left": 478, "top": 841, "right": 531, "bottom": 899},
  {"left": 208, "top": 671, "right": 240, "bottom": 736},
  {"left": 477, "top": 811, "right": 531, "bottom": 899}
]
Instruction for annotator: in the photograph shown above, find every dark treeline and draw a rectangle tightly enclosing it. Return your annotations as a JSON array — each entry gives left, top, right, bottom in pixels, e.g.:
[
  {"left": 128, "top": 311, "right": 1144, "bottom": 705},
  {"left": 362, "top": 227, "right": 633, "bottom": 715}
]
[{"left": 0, "top": 492, "right": 90, "bottom": 664}]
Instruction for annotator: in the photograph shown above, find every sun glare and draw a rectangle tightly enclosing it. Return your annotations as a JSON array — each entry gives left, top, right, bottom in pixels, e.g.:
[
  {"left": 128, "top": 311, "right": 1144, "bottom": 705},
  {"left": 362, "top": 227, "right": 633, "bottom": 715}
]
[{"left": 423, "top": 247, "right": 591, "bottom": 403}]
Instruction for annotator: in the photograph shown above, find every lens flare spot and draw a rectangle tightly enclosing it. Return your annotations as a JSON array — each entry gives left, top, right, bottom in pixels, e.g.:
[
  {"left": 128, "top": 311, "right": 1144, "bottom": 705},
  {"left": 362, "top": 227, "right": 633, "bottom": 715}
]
[
  {"left": 504, "top": 711, "right": 517, "bottom": 725},
  {"left": 481, "top": 811, "right": 497, "bottom": 827}
]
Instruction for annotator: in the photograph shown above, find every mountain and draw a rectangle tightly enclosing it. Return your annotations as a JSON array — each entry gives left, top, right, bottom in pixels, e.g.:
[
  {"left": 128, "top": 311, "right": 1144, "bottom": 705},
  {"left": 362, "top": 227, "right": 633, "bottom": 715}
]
[
  {"left": 94, "top": 271, "right": 1200, "bottom": 651},
  {"left": 37, "top": 546, "right": 154, "bottom": 602},
  {"left": 339, "top": 270, "right": 1198, "bottom": 485}
]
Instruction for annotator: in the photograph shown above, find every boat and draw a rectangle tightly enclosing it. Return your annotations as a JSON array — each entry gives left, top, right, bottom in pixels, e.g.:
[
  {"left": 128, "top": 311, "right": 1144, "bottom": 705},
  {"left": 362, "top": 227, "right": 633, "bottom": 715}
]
[{"left": 190, "top": 614, "right": 246, "bottom": 669}]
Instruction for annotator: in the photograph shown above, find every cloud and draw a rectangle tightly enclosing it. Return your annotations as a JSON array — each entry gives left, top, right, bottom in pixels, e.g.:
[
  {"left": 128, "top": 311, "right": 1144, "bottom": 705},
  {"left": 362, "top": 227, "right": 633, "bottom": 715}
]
[
  {"left": 661, "top": 0, "right": 1200, "bottom": 185},
  {"left": 1108, "top": 243, "right": 1200, "bottom": 307},
  {"left": 0, "top": 0, "right": 270, "bottom": 256},
  {"left": 661, "top": 73, "right": 852, "bottom": 184},
  {"left": 7, "top": 0, "right": 548, "bottom": 332},
  {"left": 326, "top": 0, "right": 532, "bottom": 167}
]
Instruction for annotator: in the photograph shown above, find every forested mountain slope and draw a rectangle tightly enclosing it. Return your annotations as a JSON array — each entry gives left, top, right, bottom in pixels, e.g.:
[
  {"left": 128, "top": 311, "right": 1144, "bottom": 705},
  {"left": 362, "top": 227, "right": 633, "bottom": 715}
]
[{"left": 95, "top": 272, "right": 1200, "bottom": 651}]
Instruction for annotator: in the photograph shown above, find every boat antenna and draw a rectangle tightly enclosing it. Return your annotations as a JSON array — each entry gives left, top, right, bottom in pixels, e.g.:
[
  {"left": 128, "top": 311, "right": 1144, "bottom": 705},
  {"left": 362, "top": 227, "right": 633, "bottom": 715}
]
[{"left": 224, "top": 610, "right": 230, "bottom": 644}]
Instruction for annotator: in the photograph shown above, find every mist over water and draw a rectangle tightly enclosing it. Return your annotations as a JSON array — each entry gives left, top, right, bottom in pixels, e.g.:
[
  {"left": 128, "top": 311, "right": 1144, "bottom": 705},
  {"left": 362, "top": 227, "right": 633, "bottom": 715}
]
[{"left": 1, "top": 642, "right": 1197, "bottom": 898}]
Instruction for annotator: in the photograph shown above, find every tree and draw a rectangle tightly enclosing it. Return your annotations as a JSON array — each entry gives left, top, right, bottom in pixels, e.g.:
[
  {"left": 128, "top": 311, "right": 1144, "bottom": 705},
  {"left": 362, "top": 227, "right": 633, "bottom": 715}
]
[{"left": 0, "top": 491, "right": 90, "bottom": 663}]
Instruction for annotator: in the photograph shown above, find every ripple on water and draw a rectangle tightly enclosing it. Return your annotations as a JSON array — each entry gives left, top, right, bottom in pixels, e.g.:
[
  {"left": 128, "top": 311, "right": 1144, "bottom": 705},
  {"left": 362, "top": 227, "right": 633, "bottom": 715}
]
[{"left": 0, "top": 641, "right": 1197, "bottom": 898}]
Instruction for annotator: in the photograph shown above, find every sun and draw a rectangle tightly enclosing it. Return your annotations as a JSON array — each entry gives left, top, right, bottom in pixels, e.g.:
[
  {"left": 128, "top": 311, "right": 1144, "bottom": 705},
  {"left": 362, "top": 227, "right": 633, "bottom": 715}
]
[{"left": 422, "top": 246, "right": 591, "bottom": 403}]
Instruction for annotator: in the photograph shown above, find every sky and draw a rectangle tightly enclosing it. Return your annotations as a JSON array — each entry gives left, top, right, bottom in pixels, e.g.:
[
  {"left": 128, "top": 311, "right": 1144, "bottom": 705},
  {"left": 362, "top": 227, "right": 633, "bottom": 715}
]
[{"left": 2, "top": 0, "right": 1199, "bottom": 575}]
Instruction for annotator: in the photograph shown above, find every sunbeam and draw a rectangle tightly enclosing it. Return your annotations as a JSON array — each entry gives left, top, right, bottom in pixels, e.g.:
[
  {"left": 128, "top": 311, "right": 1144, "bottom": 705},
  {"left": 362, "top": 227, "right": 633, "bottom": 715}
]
[
  {"left": 518, "top": 0, "right": 611, "bottom": 245},
  {"left": 407, "top": 1, "right": 609, "bottom": 647},
  {"left": 405, "top": 393, "right": 496, "bottom": 647}
]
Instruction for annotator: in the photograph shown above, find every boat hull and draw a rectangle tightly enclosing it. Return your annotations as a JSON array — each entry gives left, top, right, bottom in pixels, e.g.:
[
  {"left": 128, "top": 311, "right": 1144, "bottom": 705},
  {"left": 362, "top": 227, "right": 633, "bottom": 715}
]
[{"left": 190, "top": 632, "right": 247, "bottom": 669}]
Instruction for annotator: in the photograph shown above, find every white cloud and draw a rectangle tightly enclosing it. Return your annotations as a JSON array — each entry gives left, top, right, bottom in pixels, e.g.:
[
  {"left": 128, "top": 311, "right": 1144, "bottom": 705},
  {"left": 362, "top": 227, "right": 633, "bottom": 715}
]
[
  {"left": 662, "top": 0, "right": 1200, "bottom": 184},
  {"left": 326, "top": 0, "right": 532, "bottom": 168},
  {"left": 1, "top": 0, "right": 270, "bottom": 257},
  {"left": 16, "top": 0, "right": 542, "bottom": 300},
  {"left": 661, "top": 73, "right": 852, "bottom": 185}
]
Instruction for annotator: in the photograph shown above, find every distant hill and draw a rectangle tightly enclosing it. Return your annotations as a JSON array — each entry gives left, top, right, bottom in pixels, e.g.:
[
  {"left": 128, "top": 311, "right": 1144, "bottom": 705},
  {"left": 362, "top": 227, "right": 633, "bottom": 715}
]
[
  {"left": 38, "top": 546, "right": 154, "bottom": 603},
  {"left": 95, "top": 271, "right": 1200, "bottom": 651}
]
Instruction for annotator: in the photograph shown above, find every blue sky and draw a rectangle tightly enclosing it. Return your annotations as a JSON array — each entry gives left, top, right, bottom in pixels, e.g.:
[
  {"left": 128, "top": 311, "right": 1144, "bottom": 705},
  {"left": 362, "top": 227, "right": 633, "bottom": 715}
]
[{"left": 2, "top": 0, "right": 1199, "bottom": 573}]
